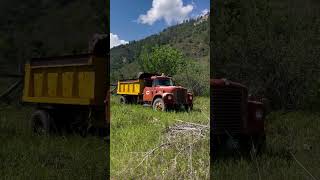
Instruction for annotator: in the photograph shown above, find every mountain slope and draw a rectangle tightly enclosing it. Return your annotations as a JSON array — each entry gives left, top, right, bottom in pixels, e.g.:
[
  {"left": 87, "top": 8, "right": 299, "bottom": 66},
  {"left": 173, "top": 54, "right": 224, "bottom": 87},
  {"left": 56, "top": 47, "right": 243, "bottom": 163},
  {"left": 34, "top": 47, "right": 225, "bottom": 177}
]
[{"left": 110, "top": 14, "right": 209, "bottom": 82}]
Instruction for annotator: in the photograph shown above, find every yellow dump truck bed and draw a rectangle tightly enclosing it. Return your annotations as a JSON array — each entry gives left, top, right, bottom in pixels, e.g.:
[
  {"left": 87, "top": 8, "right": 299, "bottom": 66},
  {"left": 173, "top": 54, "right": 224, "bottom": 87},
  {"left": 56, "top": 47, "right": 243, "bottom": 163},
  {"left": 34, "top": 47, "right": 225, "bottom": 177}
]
[
  {"left": 23, "top": 54, "right": 107, "bottom": 106},
  {"left": 117, "top": 79, "right": 144, "bottom": 95}
]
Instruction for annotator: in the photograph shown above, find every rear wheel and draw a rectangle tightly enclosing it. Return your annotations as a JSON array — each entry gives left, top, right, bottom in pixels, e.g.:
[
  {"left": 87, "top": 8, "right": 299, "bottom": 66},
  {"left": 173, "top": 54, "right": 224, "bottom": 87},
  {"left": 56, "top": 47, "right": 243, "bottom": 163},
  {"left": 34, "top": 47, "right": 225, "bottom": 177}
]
[
  {"left": 120, "top": 96, "right": 127, "bottom": 104},
  {"left": 71, "top": 110, "right": 90, "bottom": 137},
  {"left": 31, "top": 109, "right": 55, "bottom": 135},
  {"left": 153, "top": 98, "right": 166, "bottom": 111}
]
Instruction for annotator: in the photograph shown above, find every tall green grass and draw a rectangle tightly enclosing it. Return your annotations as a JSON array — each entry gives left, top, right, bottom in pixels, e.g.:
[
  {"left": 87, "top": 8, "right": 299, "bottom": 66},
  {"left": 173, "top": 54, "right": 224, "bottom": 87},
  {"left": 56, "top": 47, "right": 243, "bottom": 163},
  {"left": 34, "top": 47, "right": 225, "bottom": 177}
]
[
  {"left": 110, "top": 96, "right": 210, "bottom": 179},
  {"left": 0, "top": 106, "right": 107, "bottom": 179},
  {"left": 212, "top": 111, "right": 320, "bottom": 180}
]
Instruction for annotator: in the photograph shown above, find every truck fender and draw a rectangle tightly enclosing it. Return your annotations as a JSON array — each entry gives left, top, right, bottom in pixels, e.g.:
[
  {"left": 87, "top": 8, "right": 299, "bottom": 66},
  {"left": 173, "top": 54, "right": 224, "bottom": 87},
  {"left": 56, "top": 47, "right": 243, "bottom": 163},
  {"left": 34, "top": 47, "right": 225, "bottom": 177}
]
[
  {"left": 152, "top": 93, "right": 174, "bottom": 104},
  {"left": 152, "top": 94, "right": 163, "bottom": 103},
  {"left": 162, "top": 93, "right": 173, "bottom": 98}
]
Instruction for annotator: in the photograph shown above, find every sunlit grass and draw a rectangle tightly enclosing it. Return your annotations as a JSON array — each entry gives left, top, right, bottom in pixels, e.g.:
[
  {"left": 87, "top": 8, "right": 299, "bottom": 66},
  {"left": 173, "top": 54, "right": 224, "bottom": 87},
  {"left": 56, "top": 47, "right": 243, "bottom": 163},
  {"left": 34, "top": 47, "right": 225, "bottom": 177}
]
[{"left": 110, "top": 95, "right": 210, "bottom": 179}]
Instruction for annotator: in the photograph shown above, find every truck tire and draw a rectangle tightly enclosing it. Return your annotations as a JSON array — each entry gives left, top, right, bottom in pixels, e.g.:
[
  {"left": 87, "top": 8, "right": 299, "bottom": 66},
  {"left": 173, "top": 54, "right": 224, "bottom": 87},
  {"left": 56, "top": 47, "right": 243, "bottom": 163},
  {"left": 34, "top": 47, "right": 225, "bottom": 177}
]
[
  {"left": 31, "top": 109, "right": 54, "bottom": 135},
  {"left": 153, "top": 98, "right": 166, "bottom": 111},
  {"left": 250, "top": 135, "right": 266, "bottom": 155},
  {"left": 120, "top": 96, "right": 127, "bottom": 104},
  {"left": 184, "top": 104, "right": 192, "bottom": 112},
  {"left": 239, "top": 135, "right": 266, "bottom": 156}
]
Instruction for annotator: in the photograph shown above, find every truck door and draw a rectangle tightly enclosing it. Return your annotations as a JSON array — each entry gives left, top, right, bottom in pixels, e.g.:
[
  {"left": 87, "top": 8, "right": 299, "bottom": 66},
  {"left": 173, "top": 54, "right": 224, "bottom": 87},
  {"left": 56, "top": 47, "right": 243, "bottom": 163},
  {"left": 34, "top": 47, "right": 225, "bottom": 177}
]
[
  {"left": 143, "top": 79, "right": 153, "bottom": 102},
  {"left": 152, "top": 79, "right": 161, "bottom": 94}
]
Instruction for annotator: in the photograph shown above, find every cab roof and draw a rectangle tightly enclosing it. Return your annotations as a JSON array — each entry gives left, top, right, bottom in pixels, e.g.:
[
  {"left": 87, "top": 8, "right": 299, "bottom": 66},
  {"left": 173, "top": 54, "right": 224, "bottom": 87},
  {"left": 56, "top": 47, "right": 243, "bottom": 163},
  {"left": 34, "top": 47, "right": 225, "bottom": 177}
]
[{"left": 210, "top": 78, "right": 247, "bottom": 89}]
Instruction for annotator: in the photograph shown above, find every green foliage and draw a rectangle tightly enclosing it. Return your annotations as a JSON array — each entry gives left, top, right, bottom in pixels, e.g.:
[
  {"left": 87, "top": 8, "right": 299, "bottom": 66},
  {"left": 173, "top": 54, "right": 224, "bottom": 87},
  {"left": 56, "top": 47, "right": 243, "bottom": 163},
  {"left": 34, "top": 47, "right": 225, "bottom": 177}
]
[
  {"left": 174, "top": 59, "right": 210, "bottom": 96},
  {"left": 139, "top": 45, "right": 186, "bottom": 76},
  {"left": 0, "top": 0, "right": 107, "bottom": 74},
  {"left": 211, "top": 0, "right": 320, "bottom": 110}
]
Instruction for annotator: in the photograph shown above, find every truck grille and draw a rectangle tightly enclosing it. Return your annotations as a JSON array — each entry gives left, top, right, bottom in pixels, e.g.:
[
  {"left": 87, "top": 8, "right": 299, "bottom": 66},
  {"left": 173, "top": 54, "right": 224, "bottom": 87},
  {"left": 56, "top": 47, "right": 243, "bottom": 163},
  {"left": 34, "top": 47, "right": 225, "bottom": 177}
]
[
  {"left": 212, "top": 87, "right": 243, "bottom": 134},
  {"left": 175, "top": 89, "right": 187, "bottom": 104}
]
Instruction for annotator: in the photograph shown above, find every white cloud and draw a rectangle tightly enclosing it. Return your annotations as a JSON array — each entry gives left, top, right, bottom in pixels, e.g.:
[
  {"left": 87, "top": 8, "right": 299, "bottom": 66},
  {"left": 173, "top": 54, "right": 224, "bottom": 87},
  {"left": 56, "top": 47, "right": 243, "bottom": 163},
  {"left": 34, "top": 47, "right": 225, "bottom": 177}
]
[
  {"left": 191, "top": 8, "right": 210, "bottom": 19},
  {"left": 110, "top": 33, "right": 128, "bottom": 49},
  {"left": 199, "top": 9, "right": 209, "bottom": 17},
  {"left": 138, "top": 0, "right": 194, "bottom": 25}
]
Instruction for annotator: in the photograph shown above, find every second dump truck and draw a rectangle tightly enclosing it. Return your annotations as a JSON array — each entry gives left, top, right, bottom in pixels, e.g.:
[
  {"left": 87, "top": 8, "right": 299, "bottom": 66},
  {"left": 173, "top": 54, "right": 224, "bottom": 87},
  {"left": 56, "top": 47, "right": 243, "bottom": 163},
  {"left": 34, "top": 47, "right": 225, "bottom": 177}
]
[
  {"left": 22, "top": 34, "right": 109, "bottom": 135},
  {"left": 117, "top": 73, "right": 193, "bottom": 111}
]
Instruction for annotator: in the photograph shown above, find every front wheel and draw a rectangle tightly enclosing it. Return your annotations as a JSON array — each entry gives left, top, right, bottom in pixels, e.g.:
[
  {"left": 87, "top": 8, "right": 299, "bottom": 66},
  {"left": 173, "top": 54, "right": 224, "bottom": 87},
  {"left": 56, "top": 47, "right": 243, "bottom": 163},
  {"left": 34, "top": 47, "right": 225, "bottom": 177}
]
[
  {"left": 184, "top": 104, "right": 193, "bottom": 112},
  {"left": 250, "top": 135, "right": 266, "bottom": 155},
  {"left": 152, "top": 98, "right": 166, "bottom": 111},
  {"left": 239, "top": 135, "right": 266, "bottom": 156},
  {"left": 31, "top": 109, "right": 55, "bottom": 135}
]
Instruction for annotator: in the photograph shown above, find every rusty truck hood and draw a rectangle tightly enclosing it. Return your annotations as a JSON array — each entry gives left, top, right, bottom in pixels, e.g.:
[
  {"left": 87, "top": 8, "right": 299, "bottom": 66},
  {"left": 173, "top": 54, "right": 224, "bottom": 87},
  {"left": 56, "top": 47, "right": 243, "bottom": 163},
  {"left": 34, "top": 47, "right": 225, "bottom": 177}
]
[{"left": 156, "top": 86, "right": 187, "bottom": 93}]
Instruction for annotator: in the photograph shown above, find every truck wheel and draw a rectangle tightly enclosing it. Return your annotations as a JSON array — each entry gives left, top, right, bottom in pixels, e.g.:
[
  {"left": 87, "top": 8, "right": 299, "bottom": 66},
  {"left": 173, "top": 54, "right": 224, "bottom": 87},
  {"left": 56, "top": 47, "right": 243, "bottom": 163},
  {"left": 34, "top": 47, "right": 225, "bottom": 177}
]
[
  {"left": 185, "top": 105, "right": 192, "bottom": 112},
  {"left": 240, "top": 135, "right": 266, "bottom": 156},
  {"left": 31, "top": 110, "right": 54, "bottom": 135},
  {"left": 153, "top": 98, "right": 166, "bottom": 111},
  {"left": 120, "top": 96, "right": 127, "bottom": 104},
  {"left": 251, "top": 135, "right": 266, "bottom": 155}
]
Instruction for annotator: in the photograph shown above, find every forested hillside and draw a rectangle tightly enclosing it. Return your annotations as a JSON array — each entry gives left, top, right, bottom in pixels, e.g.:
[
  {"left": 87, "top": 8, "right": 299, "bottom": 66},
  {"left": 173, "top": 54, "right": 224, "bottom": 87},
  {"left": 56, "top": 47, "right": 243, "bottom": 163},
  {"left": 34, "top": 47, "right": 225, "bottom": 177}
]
[
  {"left": 0, "top": 0, "right": 107, "bottom": 74},
  {"left": 211, "top": 0, "right": 320, "bottom": 110},
  {"left": 110, "top": 15, "right": 210, "bottom": 95}
]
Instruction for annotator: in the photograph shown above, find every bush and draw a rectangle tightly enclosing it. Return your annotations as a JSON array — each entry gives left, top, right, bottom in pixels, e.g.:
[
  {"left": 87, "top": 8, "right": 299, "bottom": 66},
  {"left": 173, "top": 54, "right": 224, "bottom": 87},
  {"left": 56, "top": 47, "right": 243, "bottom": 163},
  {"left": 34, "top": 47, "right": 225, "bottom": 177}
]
[{"left": 174, "top": 60, "right": 209, "bottom": 96}]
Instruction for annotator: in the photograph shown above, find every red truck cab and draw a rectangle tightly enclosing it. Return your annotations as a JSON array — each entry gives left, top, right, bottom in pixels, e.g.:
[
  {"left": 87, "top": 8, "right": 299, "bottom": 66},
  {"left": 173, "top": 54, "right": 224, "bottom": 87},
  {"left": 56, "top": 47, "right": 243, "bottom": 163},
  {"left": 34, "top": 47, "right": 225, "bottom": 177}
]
[
  {"left": 143, "top": 74, "right": 193, "bottom": 111},
  {"left": 211, "top": 78, "right": 266, "bottom": 154}
]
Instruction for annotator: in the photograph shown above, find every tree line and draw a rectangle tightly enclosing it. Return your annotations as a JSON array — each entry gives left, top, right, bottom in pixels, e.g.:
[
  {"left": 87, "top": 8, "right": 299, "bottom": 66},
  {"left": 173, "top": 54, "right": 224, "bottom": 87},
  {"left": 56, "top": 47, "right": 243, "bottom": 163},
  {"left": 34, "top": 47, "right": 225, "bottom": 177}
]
[{"left": 211, "top": 0, "right": 320, "bottom": 110}]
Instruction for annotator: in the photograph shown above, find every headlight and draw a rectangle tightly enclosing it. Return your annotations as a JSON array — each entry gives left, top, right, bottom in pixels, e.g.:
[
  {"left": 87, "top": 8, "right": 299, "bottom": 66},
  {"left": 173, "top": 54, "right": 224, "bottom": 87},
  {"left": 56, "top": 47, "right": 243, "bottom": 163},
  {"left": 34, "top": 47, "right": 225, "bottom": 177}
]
[
  {"left": 167, "top": 95, "right": 173, "bottom": 100},
  {"left": 255, "top": 109, "right": 263, "bottom": 120}
]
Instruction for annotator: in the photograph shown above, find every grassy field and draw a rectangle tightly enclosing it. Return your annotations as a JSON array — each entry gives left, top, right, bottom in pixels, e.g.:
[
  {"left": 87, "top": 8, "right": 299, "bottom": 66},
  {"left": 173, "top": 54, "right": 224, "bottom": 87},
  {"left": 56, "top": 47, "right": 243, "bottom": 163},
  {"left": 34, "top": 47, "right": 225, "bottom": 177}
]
[
  {"left": 110, "top": 96, "right": 210, "bottom": 179},
  {"left": 0, "top": 105, "right": 107, "bottom": 179},
  {"left": 2, "top": 82, "right": 318, "bottom": 179},
  {"left": 212, "top": 111, "right": 320, "bottom": 180}
]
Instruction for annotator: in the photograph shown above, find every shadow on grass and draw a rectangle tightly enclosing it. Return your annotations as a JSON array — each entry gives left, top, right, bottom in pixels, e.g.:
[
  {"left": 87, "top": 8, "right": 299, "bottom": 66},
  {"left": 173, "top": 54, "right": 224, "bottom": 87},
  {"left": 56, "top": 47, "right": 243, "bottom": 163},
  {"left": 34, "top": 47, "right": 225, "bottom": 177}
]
[{"left": 212, "top": 146, "right": 292, "bottom": 162}]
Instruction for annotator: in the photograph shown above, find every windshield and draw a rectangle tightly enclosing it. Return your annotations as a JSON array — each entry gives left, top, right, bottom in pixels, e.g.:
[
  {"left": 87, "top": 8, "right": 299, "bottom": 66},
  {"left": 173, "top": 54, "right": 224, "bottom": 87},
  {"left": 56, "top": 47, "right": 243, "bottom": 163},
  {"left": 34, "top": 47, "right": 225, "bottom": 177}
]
[{"left": 153, "top": 78, "right": 174, "bottom": 86}]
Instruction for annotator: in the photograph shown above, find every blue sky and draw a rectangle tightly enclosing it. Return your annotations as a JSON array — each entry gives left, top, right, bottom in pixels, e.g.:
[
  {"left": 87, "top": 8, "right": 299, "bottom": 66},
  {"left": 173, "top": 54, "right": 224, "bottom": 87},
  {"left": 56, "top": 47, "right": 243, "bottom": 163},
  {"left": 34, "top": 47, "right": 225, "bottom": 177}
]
[{"left": 110, "top": 0, "right": 210, "bottom": 48}]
